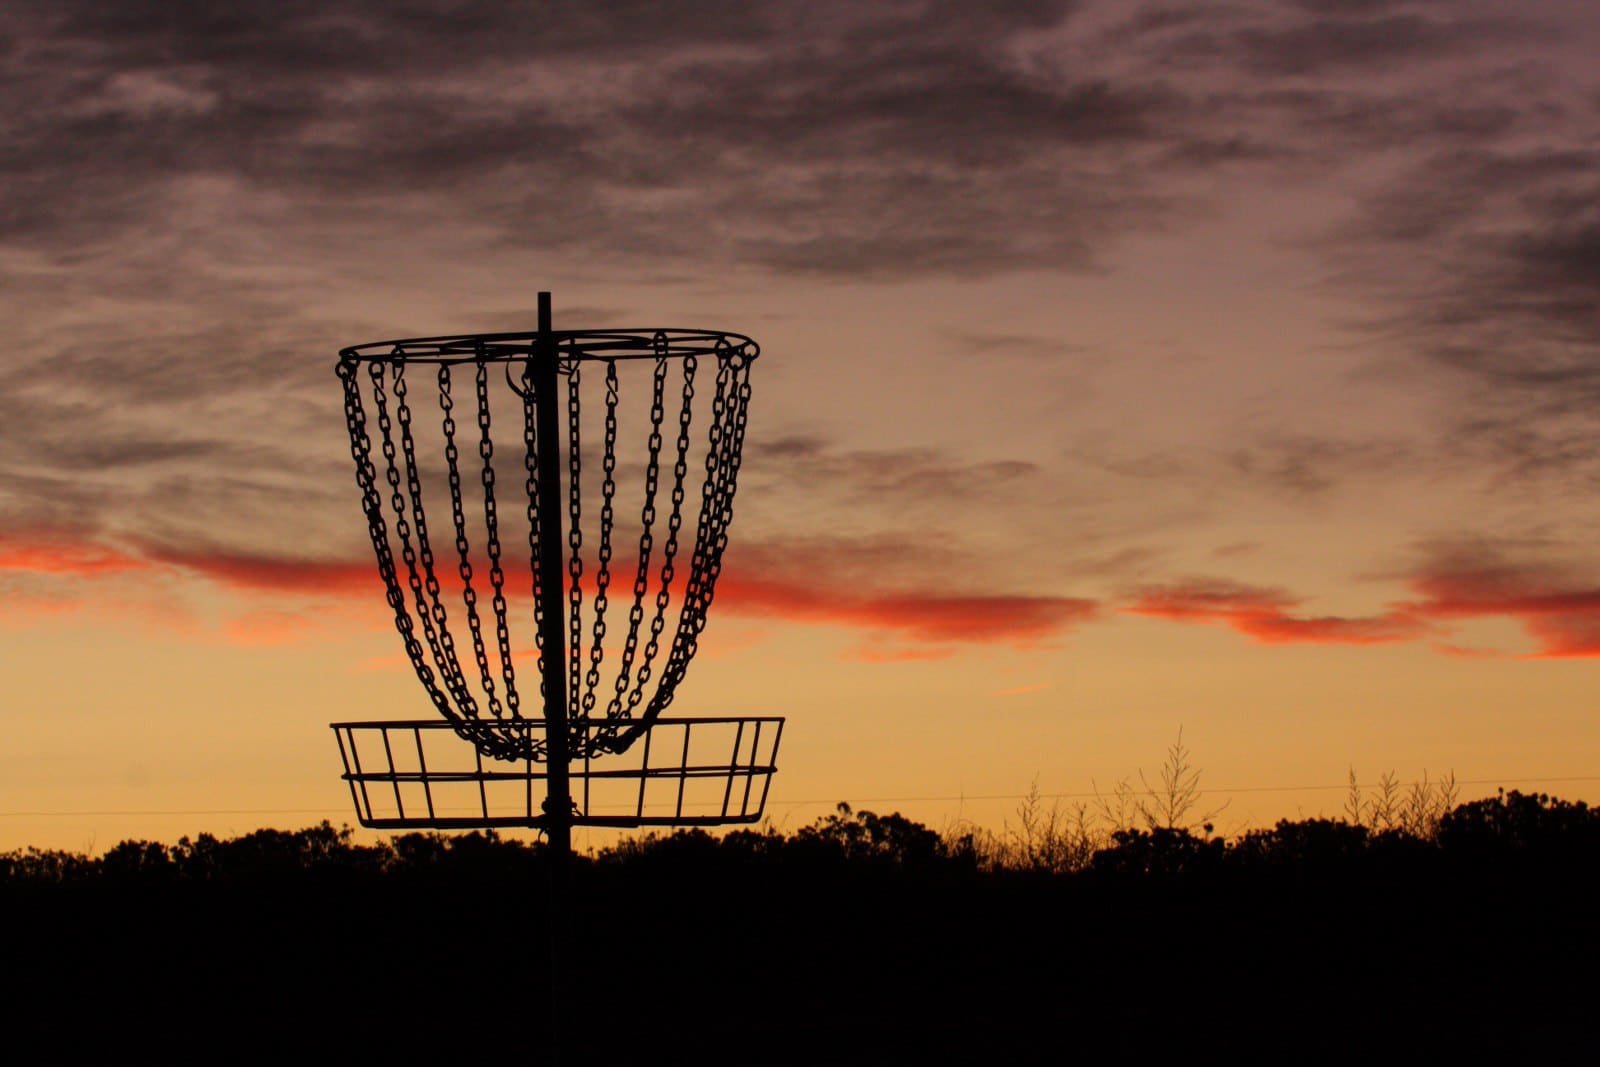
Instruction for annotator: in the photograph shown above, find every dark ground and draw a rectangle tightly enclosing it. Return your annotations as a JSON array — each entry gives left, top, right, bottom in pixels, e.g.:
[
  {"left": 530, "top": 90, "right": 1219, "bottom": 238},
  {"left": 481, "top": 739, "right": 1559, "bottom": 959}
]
[{"left": 5, "top": 794, "right": 1598, "bottom": 1063}]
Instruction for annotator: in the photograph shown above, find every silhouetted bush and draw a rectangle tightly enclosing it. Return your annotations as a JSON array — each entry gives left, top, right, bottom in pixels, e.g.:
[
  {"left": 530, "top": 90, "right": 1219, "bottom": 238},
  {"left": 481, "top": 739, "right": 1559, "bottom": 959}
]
[
  {"left": 1089, "top": 825, "right": 1227, "bottom": 878},
  {"left": 5, "top": 792, "right": 1600, "bottom": 1061},
  {"left": 1436, "top": 789, "right": 1600, "bottom": 855}
]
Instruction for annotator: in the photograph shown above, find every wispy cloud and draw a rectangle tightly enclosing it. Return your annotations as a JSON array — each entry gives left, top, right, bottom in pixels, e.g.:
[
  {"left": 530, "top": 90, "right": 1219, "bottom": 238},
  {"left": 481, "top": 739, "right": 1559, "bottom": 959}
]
[
  {"left": 1127, "top": 537, "right": 1600, "bottom": 660},
  {"left": 0, "top": 534, "right": 151, "bottom": 578},
  {"left": 1126, "top": 577, "right": 1426, "bottom": 646},
  {"left": 720, "top": 575, "right": 1096, "bottom": 648},
  {"left": 1396, "top": 540, "right": 1600, "bottom": 659},
  {"left": 136, "top": 545, "right": 376, "bottom": 596},
  {"left": 996, "top": 681, "right": 1052, "bottom": 696},
  {"left": 747, "top": 434, "right": 1039, "bottom": 507}
]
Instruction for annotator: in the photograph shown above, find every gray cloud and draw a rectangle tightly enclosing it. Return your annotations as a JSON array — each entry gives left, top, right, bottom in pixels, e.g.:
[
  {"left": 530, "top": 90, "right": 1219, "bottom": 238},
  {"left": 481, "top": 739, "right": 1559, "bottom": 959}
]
[
  {"left": 0, "top": 0, "right": 1545, "bottom": 293},
  {"left": 944, "top": 330, "right": 1093, "bottom": 362},
  {"left": 1224, "top": 434, "right": 1415, "bottom": 497},
  {"left": 2, "top": 0, "right": 1593, "bottom": 569},
  {"left": 1330, "top": 139, "right": 1600, "bottom": 488},
  {"left": 7, "top": 0, "right": 1508, "bottom": 283},
  {"left": 747, "top": 433, "right": 1039, "bottom": 505}
]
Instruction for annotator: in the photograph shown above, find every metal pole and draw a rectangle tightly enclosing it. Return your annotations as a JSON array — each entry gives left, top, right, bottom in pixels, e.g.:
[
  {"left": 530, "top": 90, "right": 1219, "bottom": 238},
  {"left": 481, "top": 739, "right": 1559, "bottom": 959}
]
[
  {"left": 533, "top": 291, "right": 571, "bottom": 1058},
  {"left": 535, "top": 290, "right": 572, "bottom": 855}
]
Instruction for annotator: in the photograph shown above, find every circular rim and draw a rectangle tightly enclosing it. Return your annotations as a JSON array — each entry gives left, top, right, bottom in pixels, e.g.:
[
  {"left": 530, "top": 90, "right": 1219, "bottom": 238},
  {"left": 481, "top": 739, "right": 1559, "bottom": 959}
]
[{"left": 338, "top": 328, "right": 759, "bottom": 365}]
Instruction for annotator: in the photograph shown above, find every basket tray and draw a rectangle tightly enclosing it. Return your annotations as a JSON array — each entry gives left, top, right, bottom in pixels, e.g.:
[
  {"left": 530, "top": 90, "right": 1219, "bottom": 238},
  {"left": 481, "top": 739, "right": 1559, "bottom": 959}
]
[{"left": 332, "top": 717, "right": 782, "bottom": 829}]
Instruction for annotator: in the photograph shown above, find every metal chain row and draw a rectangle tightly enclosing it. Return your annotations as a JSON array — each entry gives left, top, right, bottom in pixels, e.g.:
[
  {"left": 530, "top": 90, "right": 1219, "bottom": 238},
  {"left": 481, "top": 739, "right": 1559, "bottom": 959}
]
[
  {"left": 338, "top": 342, "right": 754, "bottom": 763},
  {"left": 476, "top": 358, "right": 519, "bottom": 723},
  {"left": 620, "top": 352, "right": 696, "bottom": 727},
  {"left": 565, "top": 362, "right": 584, "bottom": 746},
  {"left": 394, "top": 365, "right": 480, "bottom": 718},
  {"left": 437, "top": 365, "right": 494, "bottom": 719},
  {"left": 339, "top": 361, "right": 452, "bottom": 727},
  {"left": 639, "top": 346, "right": 753, "bottom": 729},
  {"left": 580, "top": 359, "right": 620, "bottom": 723},
  {"left": 599, "top": 339, "right": 671, "bottom": 740}
]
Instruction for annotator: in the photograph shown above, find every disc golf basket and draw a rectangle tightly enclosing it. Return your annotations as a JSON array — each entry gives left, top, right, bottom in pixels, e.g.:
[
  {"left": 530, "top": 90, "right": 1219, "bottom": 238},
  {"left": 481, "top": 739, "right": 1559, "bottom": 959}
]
[{"left": 330, "top": 293, "right": 781, "bottom": 854}]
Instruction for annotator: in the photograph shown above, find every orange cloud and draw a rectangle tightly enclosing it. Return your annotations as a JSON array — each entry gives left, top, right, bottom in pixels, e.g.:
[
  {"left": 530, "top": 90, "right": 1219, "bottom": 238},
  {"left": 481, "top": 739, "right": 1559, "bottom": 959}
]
[
  {"left": 716, "top": 574, "right": 1098, "bottom": 652},
  {"left": 1396, "top": 556, "right": 1600, "bottom": 658},
  {"left": 1126, "top": 579, "right": 1426, "bottom": 646},
  {"left": 139, "top": 546, "right": 378, "bottom": 596},
  {"left": 0, "top": 535, "right": 151, "bottom": 578},
  {"left": 1131, "top": 553, "right": 1600, "bottom": 659}
]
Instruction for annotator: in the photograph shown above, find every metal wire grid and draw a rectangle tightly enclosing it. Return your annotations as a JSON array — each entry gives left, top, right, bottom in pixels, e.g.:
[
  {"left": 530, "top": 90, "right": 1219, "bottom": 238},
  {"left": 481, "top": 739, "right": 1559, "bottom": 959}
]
[{"left": 332, "top": 717, "right": 783, "bottom": 829}]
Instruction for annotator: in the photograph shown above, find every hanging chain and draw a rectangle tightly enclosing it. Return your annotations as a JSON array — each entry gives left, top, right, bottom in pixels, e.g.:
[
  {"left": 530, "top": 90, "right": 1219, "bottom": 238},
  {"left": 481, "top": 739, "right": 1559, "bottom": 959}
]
[
  {"left": 476, "top": 357, "right": 518, "bottom": 720},
  {"left": 605, "top": 343, "right": 668, "bottom": 723},
  {"left": 625, "top": 352, "right": 695, "bottom": 718},
  {"left": 339, "top": 361, "right": 421, "bottom": 677},
  {"left": 566, "top": 361, "right": 584, "bottom": 734},
  {"left": 522, "top": 358, "right": 544, "bottom": 710},
  {"left": 396, "top": 364, "right": 478, "bottom": 716},
  {"left": 357, "top": 360, "right": 453, "bottom": 721},
  {"left": 646, "top": 348, "right": 752, "bottom": 720},
  {"left": 582, "top": 359, "right": 619, "bottom": 724},
  {"left": 379, "top": 363, "right": 462, "bottom": 703},
  {"left": 441, "top": 360, "right": 504, "bottom": 726}
]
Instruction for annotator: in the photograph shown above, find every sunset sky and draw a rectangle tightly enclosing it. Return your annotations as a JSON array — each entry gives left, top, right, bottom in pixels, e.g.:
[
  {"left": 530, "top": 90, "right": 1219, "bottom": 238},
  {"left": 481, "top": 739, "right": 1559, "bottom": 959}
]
[{"left": 5, "top": 0, "right": 1600, "bottom": 852}]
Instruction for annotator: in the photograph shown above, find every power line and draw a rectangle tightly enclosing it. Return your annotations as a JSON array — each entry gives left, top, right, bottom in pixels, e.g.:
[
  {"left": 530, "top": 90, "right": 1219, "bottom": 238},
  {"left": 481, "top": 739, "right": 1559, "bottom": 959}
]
[
  {"left": 2, "top": 774, "right": 1598, "bottom": 818},
  {"left": 761, "top": 774, "right": 1600, "bottom": 807},
  {"left": 0, "top": 808, "right": 351, "bottom": 818}
]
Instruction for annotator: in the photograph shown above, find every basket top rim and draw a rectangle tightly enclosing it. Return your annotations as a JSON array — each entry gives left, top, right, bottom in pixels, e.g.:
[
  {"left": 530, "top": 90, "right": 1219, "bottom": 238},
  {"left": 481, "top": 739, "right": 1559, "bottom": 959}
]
[
  {"left": 338, "top": 327, "right": 759, "bottom": 364},
  {"left": 330, "top": 715, "right": 785, "bottom": 729}
]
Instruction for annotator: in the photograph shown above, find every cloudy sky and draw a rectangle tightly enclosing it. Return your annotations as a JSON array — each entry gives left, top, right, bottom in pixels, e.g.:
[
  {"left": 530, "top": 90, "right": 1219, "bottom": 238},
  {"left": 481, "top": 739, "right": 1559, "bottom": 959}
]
[{"left": 5, "top": 0, "right": 1600, "bottom": 849}]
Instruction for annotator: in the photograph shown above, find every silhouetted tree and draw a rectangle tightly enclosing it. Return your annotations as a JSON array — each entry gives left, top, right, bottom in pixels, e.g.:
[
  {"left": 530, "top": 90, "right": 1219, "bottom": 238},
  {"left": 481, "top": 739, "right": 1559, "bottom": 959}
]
[
  {"left": 1437, "top": 789, "right": 1600, "bottom": 859},
  {"left": 792, "top": 802, "right": 949, "bottom": 868},
  {"left": 1089, "top": 825, "right": 1225, "bottom": 878}
]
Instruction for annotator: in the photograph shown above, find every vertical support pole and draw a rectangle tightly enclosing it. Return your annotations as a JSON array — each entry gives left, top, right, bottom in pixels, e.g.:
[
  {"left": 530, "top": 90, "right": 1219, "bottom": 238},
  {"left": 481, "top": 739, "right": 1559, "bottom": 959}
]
[
  {"left": 533, "top": 291, "right": 571, "bottom": 1060},
  {"left": 535, "top": 290, "right": 572, "bottom": 856}
]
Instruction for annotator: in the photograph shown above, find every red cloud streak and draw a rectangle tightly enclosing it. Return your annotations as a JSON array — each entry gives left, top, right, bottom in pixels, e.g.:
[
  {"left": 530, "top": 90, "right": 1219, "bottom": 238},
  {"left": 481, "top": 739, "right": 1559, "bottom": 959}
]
[
  {"left": 0, "top": 537, "right": 151, "bottom": 578},
  {"left": 1397, "top": 562, "right": 1600, "bottom": 658},
  {"left": 5, "top": 533, "right": 1096, "bottom": 655},
  {"left": 1133, "top": 558, "right": 1600, "bottom": 658},
  {"left": 140, "top": 547, "right": 377, "bottom": 595},
  {"left": 712, "top": 575, "right": 1097, "bottom": 650},
  {"left": 1126, "top": 580, "right": 1426, "bottom": 646}
]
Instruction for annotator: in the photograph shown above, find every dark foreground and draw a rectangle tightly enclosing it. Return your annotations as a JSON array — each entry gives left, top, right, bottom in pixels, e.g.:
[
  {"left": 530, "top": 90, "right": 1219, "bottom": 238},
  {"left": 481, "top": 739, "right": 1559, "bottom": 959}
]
[{"left": 5, "top": 792, "right": 1598, "bottom": 1063}]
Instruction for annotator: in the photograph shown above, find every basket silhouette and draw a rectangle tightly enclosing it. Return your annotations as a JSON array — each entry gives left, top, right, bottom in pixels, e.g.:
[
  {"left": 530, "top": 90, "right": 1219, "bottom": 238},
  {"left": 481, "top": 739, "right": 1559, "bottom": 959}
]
[
  {"left": 333, "top": 716, "right": 782, "bottom": 828},
  {"left": 331, "top": 295, "right": 781, "bottom": 840}
]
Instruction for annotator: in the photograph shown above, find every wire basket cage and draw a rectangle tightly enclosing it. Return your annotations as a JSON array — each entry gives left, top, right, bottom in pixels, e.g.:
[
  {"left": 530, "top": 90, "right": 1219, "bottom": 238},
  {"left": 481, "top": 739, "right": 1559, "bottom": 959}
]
[
  {"left": 333, "top": 717, "right": 783, "bottom": 829},
  {"left": 336, "top": 325, "right": 757, "bottom": 764}
]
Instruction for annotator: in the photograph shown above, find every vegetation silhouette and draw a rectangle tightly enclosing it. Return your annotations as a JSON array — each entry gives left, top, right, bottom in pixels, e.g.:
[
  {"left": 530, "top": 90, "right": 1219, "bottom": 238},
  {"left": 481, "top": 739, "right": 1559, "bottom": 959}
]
[{"left": 5, "top": 787, "right": 1598, "bottom": 1061}]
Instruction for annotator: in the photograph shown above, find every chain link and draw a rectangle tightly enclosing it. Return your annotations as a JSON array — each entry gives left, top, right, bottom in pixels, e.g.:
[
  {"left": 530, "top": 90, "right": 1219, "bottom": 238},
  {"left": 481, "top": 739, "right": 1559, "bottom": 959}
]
[
  {"left": 347, "top": 360, "right": 452, "bottom": 723},
  {"left": 521, "top": 358, "right": 544, "bottom": 712},
  {"left": 623, "top": 351, "right": 695, "bottom": 721},
  {"left": 581, "top": 359, "right": 619, "bottom": 725},
  {"left": 646, "top": 347, "right": 751, "bottom": 720},
  {"left": 396, "top": 364, "right": 478, "bottom": 717},
  {"left": 604, "top": 341, "right": 668, "bottom": 725},
  {"left": 566, "top": 361, "right": 584, "bottom": 743},
  {"left": 477, "top": 358, "right": 518, "bottom": 721}
]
